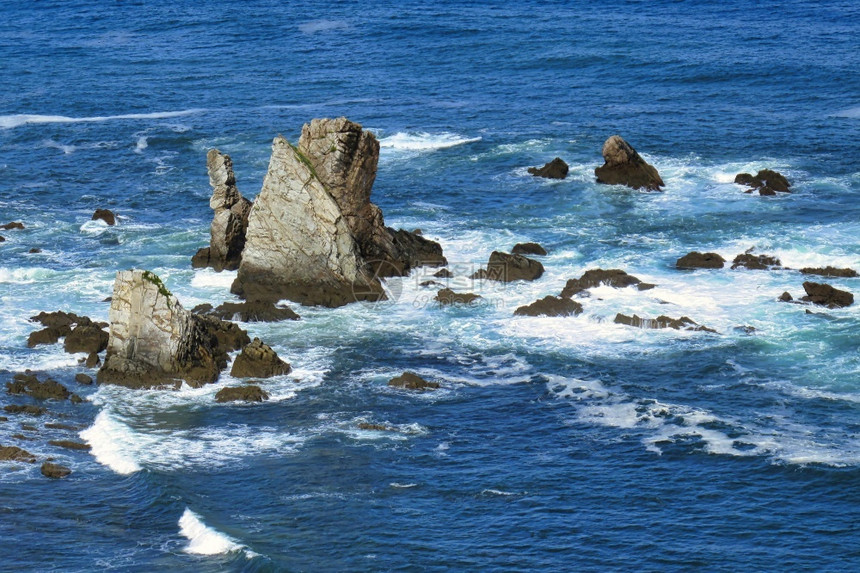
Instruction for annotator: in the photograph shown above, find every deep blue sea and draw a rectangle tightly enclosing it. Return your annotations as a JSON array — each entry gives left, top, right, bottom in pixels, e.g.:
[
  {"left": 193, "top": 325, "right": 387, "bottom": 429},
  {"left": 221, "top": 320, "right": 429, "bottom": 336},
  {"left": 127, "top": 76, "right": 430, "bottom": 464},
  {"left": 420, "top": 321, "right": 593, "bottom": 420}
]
[{"left": 2, "top": 0, "right": 859, "bottom": 570}]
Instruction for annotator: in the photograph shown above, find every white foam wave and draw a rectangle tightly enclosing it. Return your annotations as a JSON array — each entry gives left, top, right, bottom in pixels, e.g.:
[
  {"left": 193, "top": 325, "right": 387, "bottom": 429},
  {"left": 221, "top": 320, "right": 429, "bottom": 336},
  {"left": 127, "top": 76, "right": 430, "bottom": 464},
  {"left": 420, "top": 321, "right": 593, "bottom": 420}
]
[
  {"left": 80, "top": 411, "right": 142, "bottom": 475},
  {"left": 831, "top": 106, "right": 860, "bottom": 119},
  {"left": 178, "top": 508, "right": 242, "bottom": 555},
  {"left": 134, "top": 136, "right": 149, "bottom": 154},
  {"left": 390, "top": 482, "right": 418, "bottom": 489},
  {"left": 80, "top": 219, "right": 112, "bottom": 235},
  {"left": 298, "top": 20, "right": 350, "bottom": 34},
  {"left": 0, "top": 109, "right": 206, "bottom": 130},
  {"left": 378, "top": 132, "right": 481, "bottom": 152},
  {"left": 190, "top": 269, "right": 238, "bottom": 289},
  {"left": 42, "top": 139, "right": 76, "bottom": 154}
]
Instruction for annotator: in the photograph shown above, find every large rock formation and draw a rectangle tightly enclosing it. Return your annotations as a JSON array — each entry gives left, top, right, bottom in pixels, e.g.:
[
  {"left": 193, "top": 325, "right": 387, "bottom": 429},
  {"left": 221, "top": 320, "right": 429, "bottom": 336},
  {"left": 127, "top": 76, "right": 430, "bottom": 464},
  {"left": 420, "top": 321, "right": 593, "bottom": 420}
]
[
  {"left": 192, "top": 150, "right": 252, "bottom": 271},
  {"left": 230, "top": 338, "right": 291, "bottom": 378},
  {"left": 98, "top": 270, "right": 232, "bottom": 389},
  {"left": 594, "top": 136, "right": 664, "bottom": 191},
  {"left": 801, "top": 281, "right": 853, "bottom": 308}
]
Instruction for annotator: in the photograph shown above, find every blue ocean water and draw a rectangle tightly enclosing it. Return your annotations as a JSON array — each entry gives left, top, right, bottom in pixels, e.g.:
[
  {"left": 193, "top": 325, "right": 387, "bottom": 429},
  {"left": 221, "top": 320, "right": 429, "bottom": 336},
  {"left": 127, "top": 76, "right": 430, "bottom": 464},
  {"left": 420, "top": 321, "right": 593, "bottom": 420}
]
[{"left": 1, "top": 0, "right": 859, "bottom": 570}]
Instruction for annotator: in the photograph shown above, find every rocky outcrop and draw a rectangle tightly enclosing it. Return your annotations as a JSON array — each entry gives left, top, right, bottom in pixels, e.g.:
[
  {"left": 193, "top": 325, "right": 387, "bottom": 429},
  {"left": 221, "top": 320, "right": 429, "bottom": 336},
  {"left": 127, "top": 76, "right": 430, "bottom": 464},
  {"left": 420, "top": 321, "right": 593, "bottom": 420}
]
[
  {"left": 0, "top": 445, "right": 36, "bottom": 463},
  {"left": 230, "top": 338, "right": 291, "bottom": 379},
  {"left": 388, "top": 372, "right": 439, "bottom": 391},
  {"left": 3, "top": 405, "right": 45, "bottom": 416},
  {"left": 435, "top": 288, "right": 481, "bottom": 306},
  {"left": 64, "top": 324, "right": 109, "bottom": 354},
  {"left": 731, "top": 253, "right": 782, "bottom": 270},
  {"left": 511, "top": 242, "right": 547, "bottom": 256},
  {"left": 74, "top": 373, "right": 93, "bottom": 385},
  {"left": 472, "top": 251, "right": 544, "bottom": 282},
  {"left": 388, "top": 228, "right": 447, "bottom": 273},
  {"left": 514, "top": 296, "right": 583, "bottom": 317},
  {"left": 27, "top": 311, "right": 99, "bottom": 349},
  {"left": 193, "top": 301, "right": 300, "bottom": 323},
  {"left": 92, "top": 209, "right": 116, "bottom": 226},
  {"left": 528, "top": 157, "right": 569, "bottom": 179},
  {"left": 98, "top": 270, "right": 231, "bottom": 389},
  {"left": 6, "top": 373, "right": 71, "bottom": 401},
  {"left": 594, "top": 136, "right": 664, "bottom": 191},
  {"left": 734, "top": 170, "right": 791, "bottom": 195},
  {"left": 561, "top": 269, "right": 655, "bottom": 298},
  {"left": 676, "top": 252, "right": 725, "bottom": 269},
  {"left": 192, "top": 150, "right": 253, "bottom": 271},
  {"left": 614, "top": 313, "right": 716, "bottom": 333},
  {"left": 800, "top": 266, "right": 857, "bottom": 278},
  {"left": 48, "top": 440, "right": 91, "bottom": 451},
  {"left": 0, "top": 222, "right": 25, "bottom": 230},
  {"left": 40, "top": 462, "right": 71, "bottom": 479},
  {"left": 801, "top": 282, "right": 853, "bottom": 308},
  {"left": 215, "top": 385, "right": 269, "bottom": 403},
  {"left": 778, "top": 291, "right": 794, "bottom": 302}
]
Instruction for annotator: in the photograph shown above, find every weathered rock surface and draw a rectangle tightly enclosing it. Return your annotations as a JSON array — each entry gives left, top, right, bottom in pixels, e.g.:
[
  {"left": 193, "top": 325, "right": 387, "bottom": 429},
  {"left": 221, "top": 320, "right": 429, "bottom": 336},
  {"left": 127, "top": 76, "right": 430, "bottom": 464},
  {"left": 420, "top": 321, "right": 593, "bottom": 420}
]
[
  {"left": 230, "top": 338, "right": 291, "bottom": 379},
  {"left": 92, "top": 209, "right": 116, "bottom": 226},
  {"left": 215, "top": 385, "right": 269, "bottom": 403},
  {"left": 731, "top": 253, "right": 782, "bottom": 270},
  {"left": 193, "top": 301, "right": 300, "bottom": 323},
  {"left": 514, "top": 296, "right": 583, "bottom": 317},
  {"left": 561, "top": 269, "right": 655, "bottom": 298},
  {"left": 388, "top": 228, "right": 447, "bottom": 273},
  {"left": 435, "top": 288, "right": 482, "bottom": 306},
  {"left": 0, "top": 445, "right": 36, "bottom": 463},
  {"left": 734, "top": 170, "right": 791, "bottom": 195},
  {"left": 98, "top": 270, "right": 230, "bottom": 389},
  {"left": 6, "top": 373, "right": 70, "bottom": 401},
  {"left": 64, "top": 324, "right": 109, "bottom": 354},
  {"left": 676, "top": 252, "right": 726, "bottom": 269},
  {"left": 27, "top": 328, "right": 62, "bottom": 348},
  {"left": 594, "top": 136, "right": 664, "bottom": 191},
  {"left": 614, "top": 313, "right": 716, "bottom": 333},
  {"left": 511, "top": 242, "right": 547, "bottom": 256},
  {"left": 800, "top": 266, "right": 858, "bottom": 278},
  {"left": 192, "top": 150, "right": 253, "bottom": 271},
  {"left": 528, "top": 157, "right": 569, "bottom": 179},
  {"left": 388, "top": 372, "right": 439, "bottom": 391},
  {"left": 801, "top": 281, "right": 853, "bottom": 308},
  {"left": 472, "top": 251, "right": 544, "bottom": 282},
  {"left": 40, "top": 462, "right": 71, "bottom": 479}
]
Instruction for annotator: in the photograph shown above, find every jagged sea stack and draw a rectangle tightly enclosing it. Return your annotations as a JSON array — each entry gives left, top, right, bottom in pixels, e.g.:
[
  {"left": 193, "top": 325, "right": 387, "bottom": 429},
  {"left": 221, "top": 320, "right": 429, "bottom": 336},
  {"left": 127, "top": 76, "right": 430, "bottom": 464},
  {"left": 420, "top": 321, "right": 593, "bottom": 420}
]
[{"left": 594, "top": 135, "right": 664, "bottom": 191}]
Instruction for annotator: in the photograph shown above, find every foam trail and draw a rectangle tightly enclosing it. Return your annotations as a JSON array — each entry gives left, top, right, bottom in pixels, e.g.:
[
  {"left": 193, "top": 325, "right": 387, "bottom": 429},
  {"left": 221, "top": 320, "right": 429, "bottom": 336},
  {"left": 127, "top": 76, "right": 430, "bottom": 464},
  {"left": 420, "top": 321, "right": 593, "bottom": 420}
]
[
  {"left": 79, "top": 411, "right": 142, "bottom": 475},
  {"left": 378, "top": 132, "right": 482, "bottom": 152},
  {"left": 134, "top": 136, "right": 149, "bottom": 153},
  {"left": 0, "top": 109, "right": 206, "bottom": 130},
  {"left": 178, "top": 508, "right": 243, "bottom": 555}
]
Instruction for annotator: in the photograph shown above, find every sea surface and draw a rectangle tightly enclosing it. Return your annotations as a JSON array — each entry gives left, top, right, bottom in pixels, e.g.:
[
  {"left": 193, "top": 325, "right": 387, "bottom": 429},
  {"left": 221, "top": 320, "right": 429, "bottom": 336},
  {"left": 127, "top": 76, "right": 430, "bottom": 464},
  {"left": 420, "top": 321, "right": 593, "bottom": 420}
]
[{"left": 1, "top": 1, "right": 859, "bottom": 571}]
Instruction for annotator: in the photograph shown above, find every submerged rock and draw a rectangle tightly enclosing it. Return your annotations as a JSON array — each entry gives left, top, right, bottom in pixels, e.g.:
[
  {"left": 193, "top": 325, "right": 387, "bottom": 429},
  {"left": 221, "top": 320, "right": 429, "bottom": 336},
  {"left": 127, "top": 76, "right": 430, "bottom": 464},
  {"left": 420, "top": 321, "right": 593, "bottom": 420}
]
[
  {"left": 734, "top": 169, "right": 791, "bottom": 195},
  {"left": 511, "top": 242, "right": 548, "bottom": 256},
  {"left": 358, "top": 422, "right": 397, "bottom": 431},
  {"left": 192, "top": 150, "right": 252, "bottom": 271},
  {"left": 800, "top": 266, "right": 858, "bottom": 278},
  {"left": 435, "top": 288, "right": 482, "bottom": 306},
  {"left": 215, "top": 385, "right": 269, "bottom": 403},
  {"left": 514, "top": 296, "right": 583, "bottom": 317},
  {"left": 388, "top": 228, "right": 447, "bottom": 273},
  {"left": 92, "top": 209, "right": 116, "bottom": 226},
  {"left": 676, "top": 252, "right": 726, "bottom": 269},
  {"left": 528, "top": 157, "right": 569, "bottom": 179},
  {"left": 230, "top": 338, "right": 291, "bottom": 379},
  {"left": 3, "top": 405, "right": 46, "bottom": 416},
  {"left": 388, "top": 372, "right": 439, "bottom": 391},
  {"left": 98, "top": 270, "right": 231, "bottom": 389},
  {"left": 801, "top": 281, "right": 853, "bottom": 308},
  {"left": 561, "top": 269, "right": 655, "bottom": 298},
  {"left": 594, "top": 136, "right": 664, "bottom": 191},
  {"left": 48, "top": 440, "right": 91, "bottom": 451},
  {"left": 614, "top": 313, "right": 716, "bottom": 333},
  {"left": 40, "top": 461, "right": 71, "bottom": 479},
  {"left": 731, "top": 253, "right": 782, "bottom": 270},
  {"left": 0, "top": 445, "right": 36, "bottom": 463},
  {"left": 471, "top": 251, "right": 544, "bottom": 282}
]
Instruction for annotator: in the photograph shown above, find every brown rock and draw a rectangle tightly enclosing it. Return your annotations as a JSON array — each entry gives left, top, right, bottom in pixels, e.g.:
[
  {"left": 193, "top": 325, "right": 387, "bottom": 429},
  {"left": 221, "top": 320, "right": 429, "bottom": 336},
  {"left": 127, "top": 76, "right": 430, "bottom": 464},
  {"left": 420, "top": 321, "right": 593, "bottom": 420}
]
[
  {"left": 435, "top": 288, "right": 481, "bottom": 306},
  {"left": 85, "top": 352, "right": 101, "bottom": 368},
  {"left": 230, "top": 338, "right": 292, "bottom": 379},
  {"left": 30, "top": 311, "right": 89, "bottom": 330},
  {"left": 214, "top": 385, "right": 269, "bottom": 403},
  {"left": 514, "top": 296, "right": 583, "bottom": 317},
  {"left": 75, "top": 373, "right": 93, "bottom": 385},
  {"left": 27, "top": 327, "right": 64, "bottom": 348},
  {"left": 734, "top": 169, "right": 791, "bottom": 194},
  {"left": 45, "top": 423, "right": 77, "bottom": 431},
  {"left": 471, "top": 251, "right": 544, "bottom": 282},
  {"left": 511, "top": 242, "right": 548, "bottom": 256},
  {"left": 358, "top": 423, "right": 397, "bottom": 431},
  {"left": 676, "top": 252, "right": 726, "bottom": 269},
  {"left": 0, "top": 445, "right": 36, "bottom": 463},
  {"left": 0, "top": 222, "right": 25, "bottom": 230},
  {"left": 92, "top": 209, "right": 116, "bottom": 226},
  {"left": 63, "top": 324, "right": 109, "bottom": 354},
  {"left": 561, "top": 269, "right": 655, "bottom": 298},
  {"left": 614, "top": 313, "right": 716, "bottom": 333},
  {"left": 40, "top": 462, "right": 71, "bottom": 478},
  {"left": 731, "top": 253, "right": 782, "bottom": 270},
  {"left": 801, "top": 282, "right": 853, "bottom": 308},
  {"left": 3, "top": 405, "right": 46, "bottom": 416},
  {"left": 528, "top": 157, "right": 569, "bottom": 179},
  {"left": 29, "top": 248, "right": 42, "bottom": 254},
  {"left": 387, "top": 228, "right": 448, "bottom": 275},
  {"left": 594, "top": 136, "right": 664, "bottom": 191},
  {"left": 194, "top": 300, "right": 300, "bottom": 323},
  {"left": 388, "top": 372, "right": 439, "bottom": 391},
  {"left": 6, "top": 373, "right": 70, "bottom": 401},
  {"left": 433, "top": 269, "right": 453, "bottom": 278},
  {"left": 778, "top": 291, "right": 793, "bottom": 302},
  {"left": 48, "top": 440, "right": 91, "bottom": 451},
  {"left": 800, "top": 266, "right": 858, "bottom": 278}
]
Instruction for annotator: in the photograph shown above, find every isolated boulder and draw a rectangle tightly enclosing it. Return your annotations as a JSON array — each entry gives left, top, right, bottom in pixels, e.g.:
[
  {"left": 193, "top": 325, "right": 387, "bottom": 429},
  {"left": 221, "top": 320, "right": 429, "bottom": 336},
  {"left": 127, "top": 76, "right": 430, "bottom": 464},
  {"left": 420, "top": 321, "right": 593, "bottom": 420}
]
[
  {"left": 676, "top": 252, "right": 725, "bottom": 269},
  {"left": 92, "top": 209, "right": 116, "bottom": 226},
  {"left": 230, "top": 338, "right": 291, "bottom": 378},
  {"left": 215, "top": 385, "right": 269, "bottom": 403},
  {"left": 731, "top": 253, "right": 782, "bottom": 270},
  {"left": 734, "top": 169, "right": 791, "bottom": 195},
  {"left": 472, "top": 251, "right": 544, "bottom": 282},
  {"left": 514, "top": 296, "right": 583, "bottom": 317},
  {"left": 528, "top": 157, "right": 569, "bottom": 179},
  {"left": 388, "top": 372, "right": 439, "bottom": 391},
  {"left": 800, "top": 266, "right": 857, "bottom": 278},
  {"left": 801, "top": 282, "right": 853, "bottom": 308},
  {"left": 40, "top": 462, "right": 71, "bottom": 479},
  {"left": 595, "top": 136, "right": 664, "bottom": 191},
  {"left": 0, "top": 222, "right": 25, "bottom": 230},
  {"left": 435, "top": 288, "right": 481, "bottom": 306}
]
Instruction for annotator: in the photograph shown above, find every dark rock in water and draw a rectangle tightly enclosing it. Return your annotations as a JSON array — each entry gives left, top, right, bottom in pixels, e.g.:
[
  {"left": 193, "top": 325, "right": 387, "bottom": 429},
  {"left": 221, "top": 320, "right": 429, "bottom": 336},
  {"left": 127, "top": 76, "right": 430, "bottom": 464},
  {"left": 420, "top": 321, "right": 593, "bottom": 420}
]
[
  {"left": 800, "top": 266, "right": 858, "bottom": 278},
  {"left": 6, "top": 373, "right": 71, "bottom": 401},
  {"left": 3, "top": 405, "right": 46, "bottom": 416},
  {"left": 358, "top": 422, "right": 397, "bottom": 431},
  {"left": 30, "top": 310, "right": 90, "bottom": 330},
  {"left": 435, "top": 288, "right": 481, "bottom": 306},
  {"left": 85, "top": 352, "right": 101, "bottom": 368},
  {"left": 70, "top": 394, "right": 83, "bottom": 404},
  {"left": 614, "top": 313, "right": 717, "bottom": 333},
  {"left": 45, "top": 423, "right": 77, "bottom": 431},
  {"left": 74, "top": 373, "right": 93, "bottom": 385},
  {"left": 191, "top": 247, "right": 212, "bottom": 269},
  {"left": 419, "top": 280, "right": 443, "bottom": 288},
  {"left": 528, "top": 157, "right": 569, "bottom": 179},
  {"left": 215, "top": 385, "right": 269, "bottom": 403},
  {"left": 561, "top": 269, "right": 654, "bottom": 298},
  {"left": 195, "top": 314, "right": 250, "bottom": 354},
  {"left": 387, "top": 228, "right": 448, "bottom": 275},
  {"left": 594, "top": 136, "right": 664, "bottom": 191},
  {"left": 194, "top": 300, "right": 300, "bottom": 323},
  {"left": 801, "top": 281, "right": 853, "bottom": 308},
  {"left": 471, "top": 251, "right": 544, "bottom": 282},
  {"left": 734, "top": 169, "right": 791, "bottom": 195},
  {"left": 48, "top": 440, "right": 91, "bottom": 451},
  {"left": 41, "top": 462, "right": 71, "bottom": 479},
  {"left": 29, "top": 248, "right": 41, "bottom": 254},
  {"left": 676, "top": 252, "right": 726, "bottom": 269},
  {"left": 0, "top": 416, "right": 7, "bottom": 422},
  {"left": 27, "top": 327, "right": 64, "bottom": 348},
  {"left": 433, "top": 268, "right": 453, "bottom": 278},
  {"left": 388, "top": 372, "right": 439, "bottom": 391},
  {"left": 63, "top": 324, "right": 109, "bottom": 354},
  {"left": 230, "top": 338, "right": 292, "bottom": 379},
  {"left": 0, "top": 221, "right": 25, "bottom": 230},
  {"left": 778, "top": 291, "right": 794, "bottom": 302},
  {"left": 514, "top": 296, "right": 583, "bottom": 317},
  {"left": 92, "top": 209, "right": 116, "bottom": 226},
  {"left": 21, "top": 424, "right": 37, "bottom": 431},
  {"left": 511, "top": 242, "right": 548, "bottom": 256},
  {"left": 0, "top": 445, "right": 36, "bottom": 463},
  {"left": 0, "top": 236, "right": 5, "bottom": 242},
  {"left": 731, "top": 253, "right": 782, "bottom": 270}
]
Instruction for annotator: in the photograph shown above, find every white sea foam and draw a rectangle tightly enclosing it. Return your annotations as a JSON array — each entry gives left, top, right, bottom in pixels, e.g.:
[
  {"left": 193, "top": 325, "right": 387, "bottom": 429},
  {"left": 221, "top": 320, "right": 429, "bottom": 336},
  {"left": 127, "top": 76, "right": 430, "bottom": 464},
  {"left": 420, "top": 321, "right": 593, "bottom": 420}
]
[
  {"left": 190, "top": 269, "right": 238, "bottom": 289},
  {"left": 831, "top": 105, "right": 860, "bottom": 119},
  {"left": 134, "top": 136, "right": 149, "bottom": 154},
  {"left": 80, "top": 219, "right": 112, "bottom": 235},
  {"left": 178, "top": 508, "right": 242, "bottom": 555},
  {"left": 42, "top": 139, "right": 76, "bottom": 154},
  {"left": 298, "top": 19, "right": 350, "bottom": 34},
  {"left": 0, "top": 109, "right": 206, "bottom": 130},
  {"left": 390, "top": 482, "right": 418, "bottom": 489},
  {"left": 80, "top": 411, "right": 143, "bottom": 475},
  {"left": 378, "top": 132, "right": 482, "bottom": 152}
]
